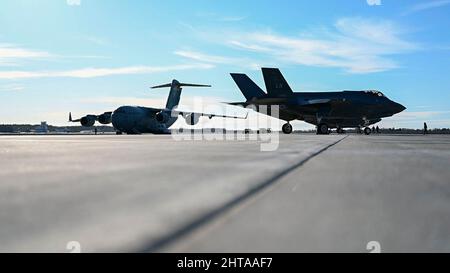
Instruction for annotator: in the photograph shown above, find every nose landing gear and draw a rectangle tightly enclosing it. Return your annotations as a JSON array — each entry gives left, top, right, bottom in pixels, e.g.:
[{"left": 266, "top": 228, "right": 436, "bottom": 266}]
[{"left": 282, "top": 123, "right": 293, "bottom": 134}]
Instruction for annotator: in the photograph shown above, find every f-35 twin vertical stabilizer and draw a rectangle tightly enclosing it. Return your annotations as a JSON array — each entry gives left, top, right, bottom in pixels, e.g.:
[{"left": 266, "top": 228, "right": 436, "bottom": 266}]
[
  {"left": 261, "top": 68, "right": 293, "bottom": 97},
  {"left": 230, "top": 73, "right": 266, "bottom": 101},
  {"left": 229, "top": 70, "right": 293, "bottom": 106}
]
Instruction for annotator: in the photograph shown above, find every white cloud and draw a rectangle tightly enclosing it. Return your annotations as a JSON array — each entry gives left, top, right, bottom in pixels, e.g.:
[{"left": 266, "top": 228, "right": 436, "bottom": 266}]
[
  {"left": 67, "top": 0, "right": 81, "bottom": 6},
  {"left": 219, "top": 16, "right": 247, "bottom": 22},
  {"left": 80, "top": 95, "right": 227, "bottom": 109},
  {"left": 175, "top": 50, "right": 264, "bottom": 70},
  {"left": 367, "top": 0, "right": 381, "bottom": 6},
  {"left": 401, "top": 111, "right": 450, "bottom": 118},
  {"left": 228, "top": 41, "right": 272, "bottom": 52},
  {"left": 174, "top": 50, "right": 236, "bottom": 64},
  {"left": 379, "top": 110, "right": 450, "bottom": 128},
  {"left": 85, "top": 36, "right": 108, "bottom": 46},
  {"left": 0, "top": 44, "right": 50, "bottom": 66},
  {"left": 0, "top": 83, "right": 24, "bottom": 92},
  {"left": 0, "top": 43, "right": 109, "bottom": 66},
  {"left": 403, "top": 0, "right": 450, "bottom": 15},
  {"left": 195, "top": 12, "right": 247, "bottom": 23},
  {"left": 227, "top": 17, "right": 418, "bottom": 73},
  {"left": 0, "top": 64, "right": 214, "bottom": 80}
]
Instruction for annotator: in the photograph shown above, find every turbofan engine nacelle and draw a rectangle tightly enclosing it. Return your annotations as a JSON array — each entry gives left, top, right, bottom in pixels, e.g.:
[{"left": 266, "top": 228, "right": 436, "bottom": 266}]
[
  {"left": 155, "top": 111, "right": 170, "bottom": 123},
  {"left": 80, "top": 115, "right": 96, "bottom": 127},
  {"left": 185, "top": 113, "right": 200, "bottom": 126},
  {"left": 98, "top": 112, "right": 112, "bottom": 124}
]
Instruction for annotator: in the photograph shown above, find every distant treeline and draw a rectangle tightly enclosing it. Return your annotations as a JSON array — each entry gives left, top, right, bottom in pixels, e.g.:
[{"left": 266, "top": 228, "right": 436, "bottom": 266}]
[
  {"left": 377, "top": 128, "right": 450, "bottom": 134},
  {"left": 300, "top": 128, "right": 450, "bottom": 134},
  {"left": 1, "top": 124, "right": 449, "bottom": 134},
  {"left": 0, "top": 124, "right": 115, "bottom": 133}
]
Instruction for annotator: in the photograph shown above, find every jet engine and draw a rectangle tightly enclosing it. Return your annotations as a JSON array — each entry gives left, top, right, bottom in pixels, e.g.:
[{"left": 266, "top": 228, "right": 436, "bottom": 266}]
[
  {"left": 155, "top": 111, "right": 170, "bottom": 123},
  {"left": 185, "top": 113, "right": 200, "bottom": 126},
  {"left": 80, "top": 115, "right": 96, "bottom": 127},
  {"left": 98, "top": 112, "right": 112, "bottom": 124}
]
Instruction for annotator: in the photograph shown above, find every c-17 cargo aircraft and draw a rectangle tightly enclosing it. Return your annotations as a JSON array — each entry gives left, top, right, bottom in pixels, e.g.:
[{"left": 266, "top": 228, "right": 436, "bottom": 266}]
[
  {"left": 69, "top": 80, "right": 246, "bottom": 134},
  {"left": 229, "top": 68, "right": 406, "bottom": 135}
]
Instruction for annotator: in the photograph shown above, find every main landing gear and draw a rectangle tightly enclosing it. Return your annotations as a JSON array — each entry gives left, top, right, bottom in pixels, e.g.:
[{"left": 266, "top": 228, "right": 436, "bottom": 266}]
[
  {"left": 364, "top": 127, "right": 372, "bottom": 135},
  {"left": 282, "top": 123, "right": 293, "bottom": 134},
  {"left": 317, "top": 123, "right": 330, "bottom": 135},
  {"left": 357, "top": 127, "right": 372, "bottom": 135}
]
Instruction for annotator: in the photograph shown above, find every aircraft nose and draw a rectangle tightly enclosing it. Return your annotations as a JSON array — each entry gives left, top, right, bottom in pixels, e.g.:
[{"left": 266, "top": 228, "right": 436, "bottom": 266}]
[{"left": 393, "top": 102, "right": 406, "bottom": 113}]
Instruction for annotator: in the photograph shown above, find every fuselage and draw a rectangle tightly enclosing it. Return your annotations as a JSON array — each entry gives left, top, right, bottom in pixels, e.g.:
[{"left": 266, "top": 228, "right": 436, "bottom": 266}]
[
  {"left": 111, "top": 106, "right": 177, "bottom": 134},
  {"left": 276, "top": 90, "right": 405, "bottom": 128}
]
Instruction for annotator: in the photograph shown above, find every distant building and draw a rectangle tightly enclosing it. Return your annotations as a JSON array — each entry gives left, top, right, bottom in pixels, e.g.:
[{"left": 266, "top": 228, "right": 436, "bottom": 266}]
[{"left": 35, "top": 121, "right": 49, "bottom": 134}]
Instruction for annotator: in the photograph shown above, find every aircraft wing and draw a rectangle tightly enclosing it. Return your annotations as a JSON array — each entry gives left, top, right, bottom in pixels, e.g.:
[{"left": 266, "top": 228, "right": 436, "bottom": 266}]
[
  {"left": 226, "top": 101, "right": 250, "bottom": 107},
  {"left": 68, "top": 112, "right": 113, "bottom": 126},
  {"left": 172, "top": 110, "right": 248, "bottom": 119},
  {"left": 227, "top": 98, "right": 347, "bottom": 112},
  {"left": 226, "top": 97, "right": 288, "bottom": 107},
  {"left": 300, "top": 99, "right": 332, "bottom": 105},
  {"left": 298, "top": 98, "right": 348, "bottom": 107}
]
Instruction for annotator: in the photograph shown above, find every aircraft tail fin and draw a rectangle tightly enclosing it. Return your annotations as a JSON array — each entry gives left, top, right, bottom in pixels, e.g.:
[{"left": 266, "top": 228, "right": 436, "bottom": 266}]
[
  {"left": 151, "top": 80, "right": 211, "bottom": 109},
  {"left": 230, "top": 73, "right": 266, "bottom": 101},
  {"left": 68, "top": 112, "right": 81, "bottom": 123},
  {"left": 261, "top": 68, "right": 293, "bottom": 96}
]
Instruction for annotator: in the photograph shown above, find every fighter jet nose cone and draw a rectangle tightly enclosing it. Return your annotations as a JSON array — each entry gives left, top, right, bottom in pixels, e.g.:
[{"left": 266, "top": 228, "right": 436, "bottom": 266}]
[{"left": 393, "top": 102, "right": 406, "bottom": 114}]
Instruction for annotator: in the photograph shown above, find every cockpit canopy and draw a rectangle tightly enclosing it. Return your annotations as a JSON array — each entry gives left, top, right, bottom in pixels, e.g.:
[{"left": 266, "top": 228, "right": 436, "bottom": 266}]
[{"left": 365, "top": 90, "right": 385, "bottom": 97}]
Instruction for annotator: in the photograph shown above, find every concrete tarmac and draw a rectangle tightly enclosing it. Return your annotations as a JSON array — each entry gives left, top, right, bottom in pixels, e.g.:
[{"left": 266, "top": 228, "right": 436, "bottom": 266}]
[{"left": 0, "top": 134, "right": 449, "bottom": 252}]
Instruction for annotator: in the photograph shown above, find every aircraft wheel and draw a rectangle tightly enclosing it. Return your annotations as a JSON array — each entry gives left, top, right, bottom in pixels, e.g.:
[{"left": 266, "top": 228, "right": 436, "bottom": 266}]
[
  {"left": 337, "top": 127, "right": 344, "bottom": 134},
  {"left": 282, "top": 123, "right": 293, "bottom": 134},
  {"left": 116, "top": 131, "right": 123, "bottom": 135},
  {"left": 317, "top": 123, "right": 329, "bottom": 135},
  {"left": 364, "top": 127, "right": 372, "bottom": 135}
]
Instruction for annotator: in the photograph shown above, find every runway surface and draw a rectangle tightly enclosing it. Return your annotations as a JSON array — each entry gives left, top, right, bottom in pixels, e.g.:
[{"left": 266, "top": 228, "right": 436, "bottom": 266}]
[{"left": 0, "top": 134, "right": 449, "bottom": 252}]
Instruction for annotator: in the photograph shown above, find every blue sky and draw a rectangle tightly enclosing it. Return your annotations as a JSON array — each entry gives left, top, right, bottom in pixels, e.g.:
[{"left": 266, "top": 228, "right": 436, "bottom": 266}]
[{"left": 0, "top": 0, "right": 450, "bottom": 129}]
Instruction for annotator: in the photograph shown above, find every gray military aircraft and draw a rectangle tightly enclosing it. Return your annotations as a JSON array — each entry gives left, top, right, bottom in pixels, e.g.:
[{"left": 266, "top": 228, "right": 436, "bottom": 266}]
[
  {"left": 229, "top": 68, "right": 406, "bottom": 135},
  {"left": 69, "top": 79, "right": 246, "bottom": 134}
]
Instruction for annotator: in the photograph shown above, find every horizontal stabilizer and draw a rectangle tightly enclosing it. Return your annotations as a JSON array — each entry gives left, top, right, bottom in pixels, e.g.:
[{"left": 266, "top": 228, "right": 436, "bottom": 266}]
[
  {"left": 151, "top": 80, "right": 211, "bottom": 89},
  {"left": 150, "top": 79, "right": 211, "bottom": 110}
]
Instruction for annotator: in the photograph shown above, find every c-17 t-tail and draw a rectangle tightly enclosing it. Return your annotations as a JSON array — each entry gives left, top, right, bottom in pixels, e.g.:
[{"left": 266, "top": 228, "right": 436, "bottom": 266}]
[{"left": 230, "top": 68, "right": 406, "bottom": 135}]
